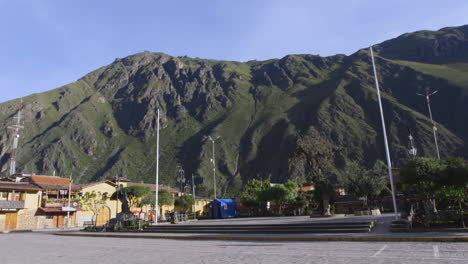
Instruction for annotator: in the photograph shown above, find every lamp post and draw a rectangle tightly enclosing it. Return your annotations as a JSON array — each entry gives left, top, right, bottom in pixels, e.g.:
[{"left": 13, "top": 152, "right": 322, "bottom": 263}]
[
  {"left": 176, "top": 166, "right": 185, "bottom": 194},
  {"left": 207, "top": 135, "right": 220, "bottom": 199},
  {"left": 408, "top": 133, "right": 418, "bottom": 159},
  {"left": 370, "top": 46, "right": 398, "bottom": 220},
  {"left": 417, "top": 88, "right": 440, "bottom": 159}
]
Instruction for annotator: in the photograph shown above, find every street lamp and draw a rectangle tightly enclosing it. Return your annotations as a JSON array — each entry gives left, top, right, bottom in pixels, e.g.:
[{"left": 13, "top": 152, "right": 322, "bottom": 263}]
[
  {"left": 417, "top": 88, "right": 440, "bottom": 159},
  {"left": 407, "top": 128, "right": 418, "bottom": 159},
  {"left": 176, "top": 166, "right": 186, "bottom": 194},
  {"left": 207, "top": 135, "right": 220, "bottom": 199}
]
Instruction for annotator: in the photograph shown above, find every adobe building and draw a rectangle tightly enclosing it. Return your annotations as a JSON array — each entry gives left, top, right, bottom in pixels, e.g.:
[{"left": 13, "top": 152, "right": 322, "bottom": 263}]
[{"left": 0, "top": 173, "right": 79, "bottom": 230}]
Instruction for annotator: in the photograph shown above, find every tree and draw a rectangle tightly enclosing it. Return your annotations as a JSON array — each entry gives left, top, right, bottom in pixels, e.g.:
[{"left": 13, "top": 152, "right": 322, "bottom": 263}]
[
  {"left": 266, "top": 181, "right": 299, "bottom": 215},
  {"left": 438, "top": 158, "right": 468, "bottom": 228},
  {"left": 194, "top": 184, "right": 210, "bottom": 198},
  {"left": 400, "top": 157, "right": 445, "bottom": 188},
  {"left": 400, "top": 157, "right": 446, "bottom": 213},
  {"left": 174, "top": 195, "right": 194, "bottom": 212},
  {"left": 312, "top": 180, "right": 335, "bottom": 215},
  {"left": 288, "top": 128, "right": 339, "bottom": 183},
  {"left": 76, "top": 191, "right": 106, "bottom": 227},
  {"left": 139, "top": 190, "right": 175, "bottom": 218},
  {"left": 343, "top": 161, "right": 389, "bottom": 209},
  {"left": 240, "top": 179, "right": 271, "bottom": 208},
  {"left": 158, "top": 191, "right": 175, "bottom": 207},
  {"left": 111, "top": 185, "right": 150, "bottom": 210},
  {"left": 401, "top": 157, "right": 468, "bottom": 227},
  {"left": 295, "top": 191, "right": 313, "bottom": 215}
]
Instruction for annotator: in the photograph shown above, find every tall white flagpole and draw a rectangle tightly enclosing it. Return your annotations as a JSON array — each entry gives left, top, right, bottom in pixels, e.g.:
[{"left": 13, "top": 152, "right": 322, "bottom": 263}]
[
  {"left": 370, "top": 46, "right": 399, "bottom": 220},
  {"left": 155, "top": 108, "right": 160, "bottom": 224}
]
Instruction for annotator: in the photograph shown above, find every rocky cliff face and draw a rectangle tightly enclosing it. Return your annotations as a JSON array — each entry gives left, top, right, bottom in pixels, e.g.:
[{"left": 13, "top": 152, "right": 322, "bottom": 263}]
[{"left": 1, "top": 25, "right": 467, "bottom": 196}]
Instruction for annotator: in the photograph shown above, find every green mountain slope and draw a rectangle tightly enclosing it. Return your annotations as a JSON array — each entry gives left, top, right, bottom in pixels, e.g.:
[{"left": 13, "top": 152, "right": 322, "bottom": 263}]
[{"left": 1, "top": 25, "right": 467, "bottom": 196}]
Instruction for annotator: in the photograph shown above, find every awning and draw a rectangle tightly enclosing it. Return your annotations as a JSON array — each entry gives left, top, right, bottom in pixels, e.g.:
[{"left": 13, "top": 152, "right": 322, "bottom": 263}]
[{"left": 39, "top": 207, "right": 67, "bottom": 213}]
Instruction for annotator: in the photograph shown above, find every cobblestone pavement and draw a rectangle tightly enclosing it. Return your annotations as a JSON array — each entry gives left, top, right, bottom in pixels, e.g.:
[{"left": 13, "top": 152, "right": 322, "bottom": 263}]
[{"left": 1, "top": 232, "right": 468, "bottom": 264}]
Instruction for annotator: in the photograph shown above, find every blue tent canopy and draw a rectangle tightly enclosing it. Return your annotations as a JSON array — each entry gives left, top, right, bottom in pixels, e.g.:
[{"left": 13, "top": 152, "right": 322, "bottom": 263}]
[{"left": 209, "top": 199, "right": 238, "bottom": 219}]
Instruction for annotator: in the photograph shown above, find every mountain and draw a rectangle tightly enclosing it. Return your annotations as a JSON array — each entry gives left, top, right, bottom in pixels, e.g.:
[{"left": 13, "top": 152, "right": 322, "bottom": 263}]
[{"left": 1, "top": 25, "right": 467, "bottom": 196}]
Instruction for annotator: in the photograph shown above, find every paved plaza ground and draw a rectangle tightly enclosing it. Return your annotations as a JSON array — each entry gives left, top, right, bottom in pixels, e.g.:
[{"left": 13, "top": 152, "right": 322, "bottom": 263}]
[
  {"left": 2, "top": 215, "right": 468, "bottom": 263},
  {"left": 1, "top": 232, "right": 468, "bottom": 264}
]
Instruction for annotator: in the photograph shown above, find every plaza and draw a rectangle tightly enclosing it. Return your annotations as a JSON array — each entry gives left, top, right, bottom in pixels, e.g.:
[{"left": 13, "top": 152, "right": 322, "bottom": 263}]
[{"left": 1, "top": 232, "right": 468, "bottom": 264}]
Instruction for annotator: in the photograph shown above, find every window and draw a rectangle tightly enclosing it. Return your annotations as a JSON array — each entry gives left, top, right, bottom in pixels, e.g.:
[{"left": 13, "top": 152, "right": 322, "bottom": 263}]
[{"left": 1, "top": 192, "right": 7, "bottom": 199}]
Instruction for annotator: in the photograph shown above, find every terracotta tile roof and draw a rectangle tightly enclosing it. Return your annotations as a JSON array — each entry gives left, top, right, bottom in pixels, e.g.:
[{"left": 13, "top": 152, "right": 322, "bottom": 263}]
[
  {"left": 20, "top": 175, "right": 79, "bottom": 190},
  {"left": 300, "top": 185, "right": 315, "bottom": 192},
  {"left": 0, "top": 181, "right": 41, "bottom": 191},
  {"left": 30, "top": 175, "right": 71, "bottom": 185}
]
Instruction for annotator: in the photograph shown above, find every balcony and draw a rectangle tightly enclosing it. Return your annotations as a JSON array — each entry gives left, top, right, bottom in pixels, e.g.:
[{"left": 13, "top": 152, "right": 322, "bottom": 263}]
[
  {"left": 42, "top": 198, "right": 70, "bottom": 208},
  {"left": 0, "top": 200, "right": 25, "bottom": 210}
]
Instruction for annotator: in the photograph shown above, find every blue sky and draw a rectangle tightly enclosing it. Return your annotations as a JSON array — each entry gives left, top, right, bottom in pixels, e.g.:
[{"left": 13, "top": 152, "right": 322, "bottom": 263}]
[{"left": 0, "top": 0, "right": 467, "bottom": 103}]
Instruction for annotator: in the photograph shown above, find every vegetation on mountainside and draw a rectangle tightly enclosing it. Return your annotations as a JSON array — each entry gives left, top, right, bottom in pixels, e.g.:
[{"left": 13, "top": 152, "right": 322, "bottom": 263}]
[{"left": 0, "top": 25, "right": 467, "bottom": 197}]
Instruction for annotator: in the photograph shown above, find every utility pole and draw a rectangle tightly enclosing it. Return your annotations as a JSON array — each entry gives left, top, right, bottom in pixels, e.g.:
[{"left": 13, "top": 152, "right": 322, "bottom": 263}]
[
  {"left": 115, "top": 175, "right": 120, "bottom": 226},
  {"left": 8, "top": 99, "right": 24, "bottom": 176},
  {"left": 207, "top": 135, "right": 220, "bottom": 199},
  {"left": 155, "top": 108, "right": 160, "bottom": 225},
  {"left": 370, "top": 46, "right": 398, "bottom": 220},
  {"left": 417, "top": 88, "right": 440, "bottom": 159},
  {"left": 67, "top": 175, "right": 72, "bottom": 228}
]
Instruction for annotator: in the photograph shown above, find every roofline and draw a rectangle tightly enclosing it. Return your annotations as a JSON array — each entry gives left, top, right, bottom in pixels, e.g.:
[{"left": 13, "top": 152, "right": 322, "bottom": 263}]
[
  {"left": 77, "top": 180, "right": 116, "bottom": 189},
  {"left": 0, "top": 186, "right": 41, "bottom": 191}
]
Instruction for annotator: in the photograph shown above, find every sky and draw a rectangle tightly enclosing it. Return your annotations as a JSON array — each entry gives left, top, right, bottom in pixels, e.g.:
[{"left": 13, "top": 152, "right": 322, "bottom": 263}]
[{"left": 0, "top": 0, "right": 467, "bottom": 103}]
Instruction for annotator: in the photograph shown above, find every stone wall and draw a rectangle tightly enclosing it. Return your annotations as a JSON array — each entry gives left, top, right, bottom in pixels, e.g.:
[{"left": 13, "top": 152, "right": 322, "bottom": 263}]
[
  {"left": 17, "top": 209, "right": 38, "bottom": 229},
  {"left": 35, "top": 216, "right": 54, "bottom": 229},
  {"left": 0, "top": 214, "right": 5, "bottom": 230},
  {"left": 76, "top": 215, "right": 93, "bottom": 226}
]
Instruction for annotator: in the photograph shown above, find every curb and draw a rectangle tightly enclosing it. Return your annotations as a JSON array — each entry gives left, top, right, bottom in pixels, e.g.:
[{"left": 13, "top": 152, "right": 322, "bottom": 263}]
[
  {"left": 54, "top": 233, "right": 468, "bottom": 242},
  {"left": 1, "top": 229, "right": 33, "bottom": 234}
]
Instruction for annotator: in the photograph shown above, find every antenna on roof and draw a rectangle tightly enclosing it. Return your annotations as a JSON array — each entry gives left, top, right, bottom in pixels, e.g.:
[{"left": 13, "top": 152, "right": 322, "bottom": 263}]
[{"left": 8, "top": 99, "right": 24, "bottom": 176}]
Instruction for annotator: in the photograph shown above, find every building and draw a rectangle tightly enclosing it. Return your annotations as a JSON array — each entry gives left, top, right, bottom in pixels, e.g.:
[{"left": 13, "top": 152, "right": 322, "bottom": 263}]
[
  {"left": 76, "top": 178, "right": 131, "bottom": 226},
  {"left": 1, "top": 172, "right": 196, "bottom": 230},
  {"left": 0, "top": 180, "right": 39, "bottom": 230},
  {"left": 126, "top": 181, "right": 178, "bottom": 220},
  {"left": 77, "top": 179, "right": 180, "bottom": 226},
  {"left": 0, "top": 173, "right": 79, "bottom": 230}
]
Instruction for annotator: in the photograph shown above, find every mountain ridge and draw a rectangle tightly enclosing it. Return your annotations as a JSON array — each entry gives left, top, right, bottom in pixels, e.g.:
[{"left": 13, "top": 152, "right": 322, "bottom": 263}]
[{"left": 1, "top": 25, "right": 467, "bottom": 197}]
